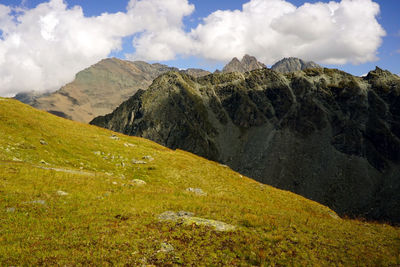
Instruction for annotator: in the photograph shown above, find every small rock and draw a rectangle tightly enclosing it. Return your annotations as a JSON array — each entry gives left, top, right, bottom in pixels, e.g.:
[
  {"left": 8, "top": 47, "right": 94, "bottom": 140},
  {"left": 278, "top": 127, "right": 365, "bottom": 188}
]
[
  {"left": 12, "top": 157, "right": 22, "bottom": 162},
  {"left": 112, "top": 181, "right": 118, "bottom": 185},
  {"left": 40, "top": 159, "right": 49, "bottom": 165},
  {"left": 130, "top": 179, "right": 147, "bottom": 186},
  {"left": 158, "top": 211, "right": 194, "bottom": 221},
  {"left": 57, "top": 190, "right": 69, "bottom": 196},
  {"left": 329, "top": 212, "right": 340, "bottom": 219},
  {"left": 142, "top": 155, "right": 154, "bottom": 162},
  {"left": 39, "top": 139, "right": 48, "bottom": 145},
  {"left": 124, "top": 143, "right": 136, "bottom": 147},
  {"left": 6, "top": 207, "right": 16, "bottom": 213},
  {"left": 158, "top": 242, "right": 174, "bottom": 253},
  {"left": 24, "top": 200, "right": 46, "bottom": 205},
  {"left": 132, "top": 159, "right": 147, "bottom": 164},
  {"left": 94, "top": 151, "right": 101, "bottom": 156},
  {"left": 186, "top": 187, "right": 207, "bottom": 196},
  {"left": 110, "top": 134, "right": 120, "bottom": 141}
]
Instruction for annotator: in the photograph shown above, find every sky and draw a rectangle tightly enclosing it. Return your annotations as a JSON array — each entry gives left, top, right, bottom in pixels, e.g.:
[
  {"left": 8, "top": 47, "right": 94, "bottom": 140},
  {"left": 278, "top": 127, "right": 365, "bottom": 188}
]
[{"left": 0, "top": 0, "right": 399, "bottom": 96}]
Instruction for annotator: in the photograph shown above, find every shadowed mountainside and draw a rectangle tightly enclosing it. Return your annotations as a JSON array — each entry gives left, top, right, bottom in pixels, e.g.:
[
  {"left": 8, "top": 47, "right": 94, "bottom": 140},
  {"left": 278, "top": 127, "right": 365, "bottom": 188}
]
[{"left": 91, "top": 66, "right": 400, "bottom": 224}]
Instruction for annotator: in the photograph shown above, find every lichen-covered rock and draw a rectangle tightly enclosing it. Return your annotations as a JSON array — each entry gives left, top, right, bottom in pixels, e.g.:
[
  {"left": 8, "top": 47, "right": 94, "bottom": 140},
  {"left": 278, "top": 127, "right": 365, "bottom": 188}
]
[
  {"left": 129, "top": 179, "right": 147, "bottom": 186},
  {"left": 158, "top": 242, "right": 174, "bottom": 253},
  {"left": 186, "top": 187, "right": 207, "bottom": 196},
  {"left": 158, "top": 211, "right": 236, "bottom": 232}
]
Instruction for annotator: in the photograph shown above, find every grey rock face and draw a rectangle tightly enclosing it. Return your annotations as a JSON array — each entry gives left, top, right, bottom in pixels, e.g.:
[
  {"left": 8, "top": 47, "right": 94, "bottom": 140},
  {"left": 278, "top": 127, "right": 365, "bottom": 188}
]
[
  {"left": 91, "top": 67, "right": 400, "bottom": 224},
  {"left": 271, "top": 57, "right": 321, "bottom": 73},
  {"left": 186, "top": 187, "right": 207, "bottom": 196},
  {"left": 222, "top": 55, "right": 266, "bottom": 73}
]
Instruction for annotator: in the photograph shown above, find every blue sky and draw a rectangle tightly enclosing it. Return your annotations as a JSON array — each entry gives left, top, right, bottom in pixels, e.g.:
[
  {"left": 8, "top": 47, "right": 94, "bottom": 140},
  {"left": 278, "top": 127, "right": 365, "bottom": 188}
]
[{"left": 0, "top": 0, "right": 399, "bottom": 95}]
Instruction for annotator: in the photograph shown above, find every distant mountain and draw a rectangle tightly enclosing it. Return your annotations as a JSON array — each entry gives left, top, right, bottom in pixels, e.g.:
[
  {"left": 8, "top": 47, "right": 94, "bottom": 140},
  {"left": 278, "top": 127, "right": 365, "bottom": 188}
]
[
  {"left": 91, "top": 66, "right": 400, "bottom": 224},
  {"left": 23, "top": 58, "right": 179, "bottom": 122},
  {"left": 271, "top": 57, "right": 321, "bottom": 73},
  {"left": 14, "top": 58, "right": 211, "bottom": 123},
  {"left": 222, "top": 54, "right": 266, "bottom": 73}
]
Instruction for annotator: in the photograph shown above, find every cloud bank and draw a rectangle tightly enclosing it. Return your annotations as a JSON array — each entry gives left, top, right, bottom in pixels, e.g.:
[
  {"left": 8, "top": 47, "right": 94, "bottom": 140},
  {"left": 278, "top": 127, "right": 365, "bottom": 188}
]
[
  {"left": 138, "top": 0, "right": 385, "bottom": 65},
  {"left": 0, "top": 0, "right": 385, "bottom": 96},
  {"left": 0, "top": 0, "right": 194, "bottom": 96}
]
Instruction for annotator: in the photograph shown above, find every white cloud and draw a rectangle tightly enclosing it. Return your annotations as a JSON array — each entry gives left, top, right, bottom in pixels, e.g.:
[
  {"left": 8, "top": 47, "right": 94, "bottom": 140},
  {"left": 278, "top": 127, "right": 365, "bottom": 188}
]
[
  {"left": 187, "top": 0, "right": 385, "bottom": 65},
  {"left": 0, "top": 0, "right": 193, "bottom": 96},
  {"left": 129, "top": 0, "right": 385, "bottom": 66},
  {"left": 125, "top": 0, "right": 194, "bottom": 61},
  {"left": 0, "top": 0, "right": 386, "bottom": 97}
]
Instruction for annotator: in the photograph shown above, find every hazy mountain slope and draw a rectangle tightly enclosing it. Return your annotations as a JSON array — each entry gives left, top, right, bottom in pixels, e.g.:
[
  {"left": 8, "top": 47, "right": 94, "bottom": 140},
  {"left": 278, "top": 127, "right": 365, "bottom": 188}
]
[
  {"left": 91, "top": 67, "right": 400, "bottom": 223},
  {"left": 222, "top": 54, "right": 266, "bottom": 73},
  {"left": 14, "top": 91, "right": 50, "bottom": 105},
  {"left": 1, "top": 97, "right": 399, "bottom": 265},
  {"left": 15, "top": 58, "right": 212, "bottom": 123},
  {"left": 24, "top": 58, "right": 178, "bottom": 122},
  {"left": 271, "top": 57, "right": 321, "bottom": 73}
]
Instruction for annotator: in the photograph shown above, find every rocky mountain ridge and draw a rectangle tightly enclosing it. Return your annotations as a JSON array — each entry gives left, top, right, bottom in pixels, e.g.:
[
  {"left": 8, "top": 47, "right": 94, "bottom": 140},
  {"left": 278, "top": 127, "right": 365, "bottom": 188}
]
[
  {"left": 271, "top": 57, "right": 321, "bottom": 73},
  {"left": 91, "top": 66, "right": 400, "bottom": 223},
  {"left": 14, "top": 56, "right": 319, "bottom": 122}
]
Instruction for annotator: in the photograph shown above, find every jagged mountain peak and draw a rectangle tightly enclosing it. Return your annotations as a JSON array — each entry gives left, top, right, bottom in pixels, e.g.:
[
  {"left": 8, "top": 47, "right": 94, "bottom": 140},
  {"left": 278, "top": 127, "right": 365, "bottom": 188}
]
[
  {"left": 271, "top": 57, "right": 321, "bottom": 73},
  {"left": 222, "top": 54, "right": 266, "bottom": 73}
]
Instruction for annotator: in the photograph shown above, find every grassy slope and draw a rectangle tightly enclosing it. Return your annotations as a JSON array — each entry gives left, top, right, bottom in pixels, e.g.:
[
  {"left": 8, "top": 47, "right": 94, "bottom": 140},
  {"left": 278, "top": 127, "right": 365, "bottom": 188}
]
[{"left": 0, "top": 97, "right": 399, "bottom": 266}]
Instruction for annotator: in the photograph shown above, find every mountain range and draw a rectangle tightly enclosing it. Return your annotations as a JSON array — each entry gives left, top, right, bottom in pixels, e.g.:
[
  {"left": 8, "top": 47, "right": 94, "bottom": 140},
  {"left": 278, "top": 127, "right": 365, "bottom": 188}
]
[
  {"left": 91, "top": 65, "right": 400, "bottom": 223},
  {"left": 14, "top": 56, "right": 317, "bottom": 123},
  {"left": 12, "top": 55, "right": 399, "bottom": 223}
]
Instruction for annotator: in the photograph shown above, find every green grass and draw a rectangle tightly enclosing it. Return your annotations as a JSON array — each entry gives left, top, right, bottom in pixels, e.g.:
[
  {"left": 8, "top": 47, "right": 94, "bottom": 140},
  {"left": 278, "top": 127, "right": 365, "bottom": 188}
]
[{"left": 0, "top": 97, "right": 399, "bottom": 265}]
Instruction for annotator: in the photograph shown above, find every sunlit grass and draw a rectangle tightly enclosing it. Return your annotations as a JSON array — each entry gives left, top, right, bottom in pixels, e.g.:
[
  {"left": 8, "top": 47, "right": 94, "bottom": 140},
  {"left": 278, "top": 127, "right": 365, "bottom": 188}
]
[{"left": 0, "top": 97, "right": 399, "bottom": 265}]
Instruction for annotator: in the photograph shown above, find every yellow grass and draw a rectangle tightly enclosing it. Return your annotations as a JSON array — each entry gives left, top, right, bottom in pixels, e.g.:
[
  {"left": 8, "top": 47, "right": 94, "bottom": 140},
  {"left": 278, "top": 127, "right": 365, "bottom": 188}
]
[{"left": 0, "top": 97, "right": 399, "bottom": 265}]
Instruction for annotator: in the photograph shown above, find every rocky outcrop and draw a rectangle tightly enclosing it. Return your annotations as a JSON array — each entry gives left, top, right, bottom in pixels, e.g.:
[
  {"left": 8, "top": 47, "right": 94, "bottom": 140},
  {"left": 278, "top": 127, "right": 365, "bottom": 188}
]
[
  {"left": 91, "top": 67, "right": 400, "bottom": 224},
  {"left": 222, "top": 55, "right": 266, "bottom": 73},
  {"left": 271, "top": 57, "right": 321, "bottom": 73}
]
